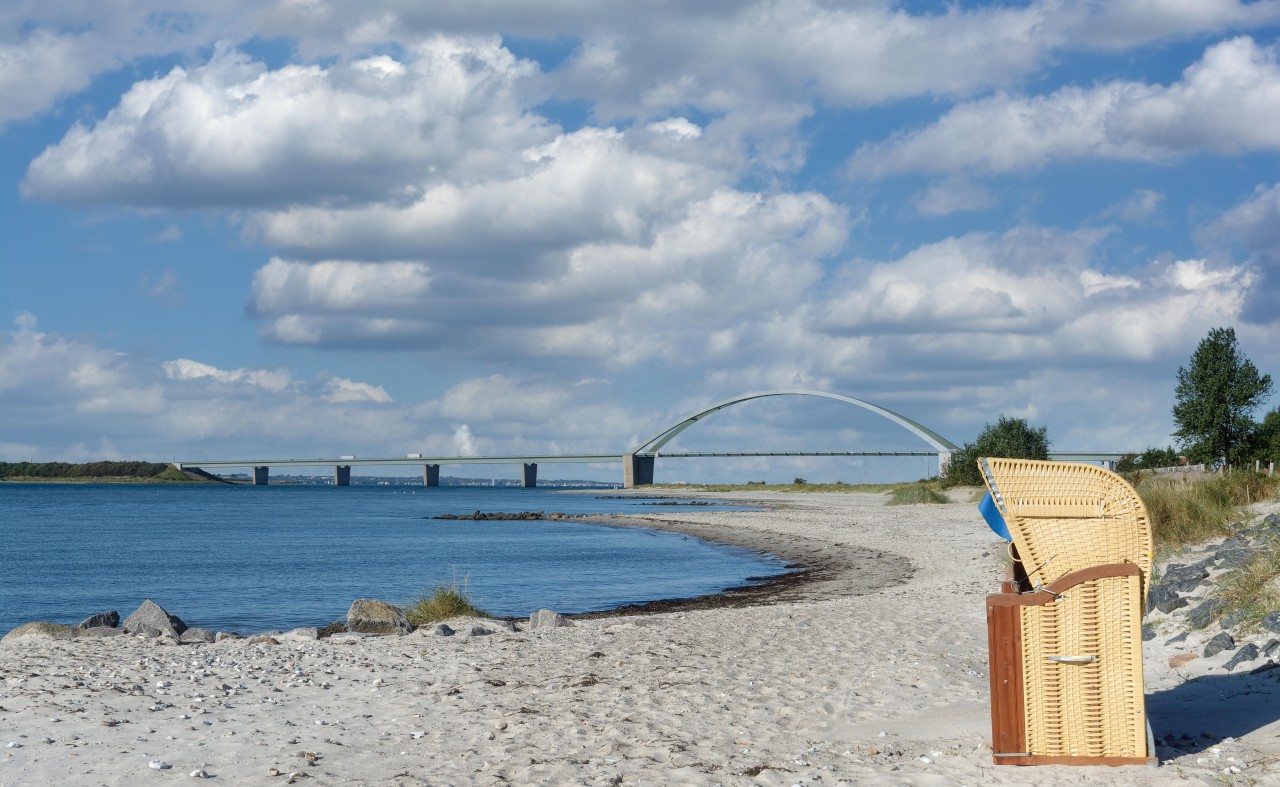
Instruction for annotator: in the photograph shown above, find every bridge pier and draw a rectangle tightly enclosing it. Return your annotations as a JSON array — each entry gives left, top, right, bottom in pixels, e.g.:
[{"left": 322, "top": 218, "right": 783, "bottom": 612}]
[
  {"left": 623, "top": 453, "right": 654, "bottom": 488},
  {"left": 253, "top": 466, "right": 269, "bottom": 486},
  {"left": 423, "top": 464, "right": 440, "bottom": 487},
  {"left": 335, "top": 465, "right": 351, "bottom": 486},
  {"left": 521, "top": 463, "right": 538, "bottom": 488}
]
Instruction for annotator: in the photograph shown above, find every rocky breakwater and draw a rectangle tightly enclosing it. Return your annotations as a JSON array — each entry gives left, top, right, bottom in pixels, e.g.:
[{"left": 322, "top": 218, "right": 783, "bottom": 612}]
[
  {"left": 1, "top": 598, "right": 581, "bottom": 646},
  {"left": 1144, "top": 512, "right": 1280, "bottom": 675}
]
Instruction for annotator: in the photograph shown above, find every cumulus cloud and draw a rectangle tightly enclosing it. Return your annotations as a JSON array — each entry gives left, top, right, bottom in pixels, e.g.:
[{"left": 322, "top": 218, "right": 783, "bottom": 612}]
[
  {"left": 849, "top": 37, "right": 1280, "bottom": 178},
  {"left": 23, "top": 38, "right": 549, "bottom": 208},
  {"left": 819, "top": 229, "right": 1253, "bottom": 365},
  {"left": 253, "top": 188, "right": 848, "bottom": 364}
]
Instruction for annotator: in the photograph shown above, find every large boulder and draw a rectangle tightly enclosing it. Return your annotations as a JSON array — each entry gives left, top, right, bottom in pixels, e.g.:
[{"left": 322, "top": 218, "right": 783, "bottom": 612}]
[
  {"left": 76, "top": 611, "right": 119, "bottom": 630},
  {"left": 122, "top": 599, "right": 188, "bottom": 638},
  {"left": 529, "top": 609, "right": 574, "bottom": 630},
  {"left": 3, "top": 621, "right": 77, "bottom": 642},
  {"left": 346, "top": 599, "right": 413, "bottom": 635}
]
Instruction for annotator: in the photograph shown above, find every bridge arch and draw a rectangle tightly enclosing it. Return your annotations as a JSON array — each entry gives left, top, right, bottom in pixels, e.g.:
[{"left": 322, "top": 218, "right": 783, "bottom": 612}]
[{"left": 623, "top": 389, "right": 958, "bottom": 486}]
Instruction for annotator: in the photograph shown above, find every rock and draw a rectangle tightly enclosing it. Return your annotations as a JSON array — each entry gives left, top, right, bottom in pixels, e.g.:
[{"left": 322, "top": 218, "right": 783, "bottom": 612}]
[
  {"left": 1165, "top": 632, "right": 1188, "bottom": 646},
  {"left": 76, "top": 611, "right": 119, "bottom": 630},
  {"left": 1214, "top": 549, "right": 1252, "bottom": 568},
  {"left": 488, "top": 619, "right": 518, "bottom": 632},
  {"left": 1155, "top": 596, "right": 1190, "bottom": 614},
  {"left": 1204, "top": 632, "right": 1236, "bottom": 658},
  {"left": 1187, "top": 599, "right": 1227, "bottom": 629},
  {"left": 148, "top": 759, "right": 172, "bottom": 770},
  {"left": 1161, "top": 562, "right": 1212, "bottom": 585},
  {"left": 279, "top": 627, "right": 319, "bottom": 642},
  {"left": 1263, "top": 513, "right": 1280, "bottom": 526},
  {"left": 346, "top": 599, "right": 413, "bottom": 635},
  {"left": 460, "top": 625, "right": 494, "bottom": 637},
  {"left": 1249, "top": 660, "right": 1278, "bottom": 676},
  {"left": 529, "top": 609, "right": 574, "bottom": 629},
  {"left": 1260, "top": 611, "right": 1280, "bottom": 634},
  {"left": 1141, "top": 624, "right": 1156, "bottom": 642},
  {"left": 215, "top": 632, "right": 241, "bottom": 642},
  {"left": 317, "top": 621, "right": 347, "bottom": 638},
  {"left": 122, "top": 599, "right": 188, "bottom": 638},
  {"left": 1222, "top": 643, "right": 1260, "bottom": 671},
  {"left": 76, "top": 626, "right": 123, "bottom": 638},
  {"left": 432, "top": 624, "right": 455, "bottom": 637},
  {"left": 1219, "top": 610, "right": 1245, "bottom": 630},
  {"left": 1262, "top": 639, "right": 1279, "bottom": 658},
  {"left": 245, "top": 635, "right": 280, "bottom": 646},
  {"left": 179, "top": 627, "right": 216, "bottom": 644},
  {"left": 2, "top": 621, "right": 77, "bottom": 642},
  {"left": 1169, "top": 653, "right": 1199, "bottom": 668}
]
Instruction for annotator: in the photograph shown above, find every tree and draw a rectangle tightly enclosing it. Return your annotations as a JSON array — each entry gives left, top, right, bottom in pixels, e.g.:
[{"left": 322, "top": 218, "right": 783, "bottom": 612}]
[
  {"left": 941, "top": 415, "right": 1050, "bottom": 487},
  {"left": 1172, "top": 327, "right": 1272, "bottom": 467},
  {"left": 1249, "top": 407, "right": 1280, "bottom": 464}
]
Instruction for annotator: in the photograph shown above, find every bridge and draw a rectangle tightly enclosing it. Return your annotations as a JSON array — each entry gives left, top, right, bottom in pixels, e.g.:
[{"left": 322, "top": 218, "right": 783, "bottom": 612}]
[{"left": 174, "top": 389, "right": 1131, "bottom": 487}]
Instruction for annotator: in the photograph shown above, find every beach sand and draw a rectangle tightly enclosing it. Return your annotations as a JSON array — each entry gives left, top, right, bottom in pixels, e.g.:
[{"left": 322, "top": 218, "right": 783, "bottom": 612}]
[{"left": 2, "top": 491, "right": 1277, "bottom": 785}]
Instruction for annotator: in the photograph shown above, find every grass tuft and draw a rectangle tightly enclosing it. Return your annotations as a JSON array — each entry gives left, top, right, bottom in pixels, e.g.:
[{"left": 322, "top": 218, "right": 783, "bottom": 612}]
[
  {"left": 886, "top": 483, "right": 949, "bottom": 505},
  {"left": 404, "top": 576, "right": 490, "bottom": 626},
  {"left": 1214, "top": 538, "right": 1280, "bottom": 632}
]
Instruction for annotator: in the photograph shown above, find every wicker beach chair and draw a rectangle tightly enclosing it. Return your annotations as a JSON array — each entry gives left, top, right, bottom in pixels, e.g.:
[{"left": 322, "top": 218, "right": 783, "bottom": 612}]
[{"left": 979, "top": 457, "right": 1157, "bottom": 766}]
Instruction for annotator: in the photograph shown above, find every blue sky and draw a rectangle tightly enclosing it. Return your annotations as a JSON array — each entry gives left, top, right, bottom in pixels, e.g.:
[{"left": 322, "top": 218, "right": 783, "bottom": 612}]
[{"left": 3, "top": 0, "right": 1280, "bottom": 483}]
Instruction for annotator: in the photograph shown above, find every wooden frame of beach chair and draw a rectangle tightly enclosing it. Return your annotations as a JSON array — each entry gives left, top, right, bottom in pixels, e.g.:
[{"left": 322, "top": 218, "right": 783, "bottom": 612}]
[{"left": 979, "top": 457, "right": 1157, "bottom": 766}]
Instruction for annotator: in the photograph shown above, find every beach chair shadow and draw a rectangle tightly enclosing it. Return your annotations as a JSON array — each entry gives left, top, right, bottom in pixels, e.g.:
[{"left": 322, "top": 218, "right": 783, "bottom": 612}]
[{"left": 1146, "top": 665, "right": 1280, "bottom": 755}]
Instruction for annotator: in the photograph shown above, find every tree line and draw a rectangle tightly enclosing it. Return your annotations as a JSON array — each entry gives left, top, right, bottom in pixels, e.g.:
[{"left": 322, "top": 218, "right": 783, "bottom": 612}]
[
  {"left": 941, "top": 325, "right": 1276, "bottom": 486},
  {"left": 0, "top": 461, "right": 175, "bottom": 479}
]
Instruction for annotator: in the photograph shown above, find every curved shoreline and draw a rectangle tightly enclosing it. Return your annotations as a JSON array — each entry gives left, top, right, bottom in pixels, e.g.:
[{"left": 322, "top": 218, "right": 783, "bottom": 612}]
[{"left": 574, "top": 502, "right": 914, "bottom": 619}]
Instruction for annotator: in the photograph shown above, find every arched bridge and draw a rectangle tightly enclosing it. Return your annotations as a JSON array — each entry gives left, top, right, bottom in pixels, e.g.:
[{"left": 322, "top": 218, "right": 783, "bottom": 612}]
[
  {"left": 178, "top": 389, "right": 965, "bottom": 487},
  {"left": 622, "top": 389, "right": 959, "bottom": 486}
]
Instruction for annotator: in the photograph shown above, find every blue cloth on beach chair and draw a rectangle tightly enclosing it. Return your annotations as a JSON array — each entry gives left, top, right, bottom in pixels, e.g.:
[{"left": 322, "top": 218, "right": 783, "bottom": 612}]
[{"left": 979, "top": 491, "right": 1010, "bottom": 541}]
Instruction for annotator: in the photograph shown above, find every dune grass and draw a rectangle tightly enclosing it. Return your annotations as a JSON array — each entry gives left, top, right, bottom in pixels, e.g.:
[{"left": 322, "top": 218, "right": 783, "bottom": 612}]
[
  {"left": 1135, "top": 470, "right": 1280, "bottom": 550},
  {"left": 886, "top": 482, "right": 949, "bottom": 505},
  {"left": 404, "top": 577, "right": 490, "bottom": 626},
  {"left": 1214, "top": 538, "right": 1280, "bottom": 632}
]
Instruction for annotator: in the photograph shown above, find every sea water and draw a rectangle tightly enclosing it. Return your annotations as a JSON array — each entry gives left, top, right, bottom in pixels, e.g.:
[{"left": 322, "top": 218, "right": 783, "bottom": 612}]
[{"left": 0, "top": 483, "right": 787, "bottom": 634}]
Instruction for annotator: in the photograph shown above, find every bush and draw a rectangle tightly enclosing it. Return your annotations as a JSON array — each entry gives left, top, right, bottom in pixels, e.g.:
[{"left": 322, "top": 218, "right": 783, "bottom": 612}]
[
  {"left": 886, "top": 483, "right": 949, "bottom": 505},
  {"left": 404, "top": 577, "right": 489, "bottom": 626},
  {"left": 941, "top": 415, "right": 1050, "bottom": 488}
]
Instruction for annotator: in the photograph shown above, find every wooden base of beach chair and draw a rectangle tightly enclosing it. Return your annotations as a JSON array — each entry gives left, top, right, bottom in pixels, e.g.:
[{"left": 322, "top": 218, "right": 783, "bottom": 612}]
[{"left": 986, "top": 564, "right": 1156, "bottom": 766}]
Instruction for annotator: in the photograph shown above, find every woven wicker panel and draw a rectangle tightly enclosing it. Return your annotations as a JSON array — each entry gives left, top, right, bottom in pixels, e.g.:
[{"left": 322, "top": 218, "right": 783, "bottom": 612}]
[
  {"left": 980, "top": 458, "right": 1154, "bottom": 600},
  {"left": 1019, "top": 574, "right": 1146, "bottom": 758}
]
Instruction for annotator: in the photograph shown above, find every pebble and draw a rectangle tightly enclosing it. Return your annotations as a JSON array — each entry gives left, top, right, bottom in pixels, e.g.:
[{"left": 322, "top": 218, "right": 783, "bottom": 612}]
[
  {"left": 190, "top": 769, "right": 208, "bottom": 778},
  {"left": 6, "top": 742, "right": 22, "bottom": 748},
  {"left": 148, "top": 759, "right": 172, "bottom": 770}
]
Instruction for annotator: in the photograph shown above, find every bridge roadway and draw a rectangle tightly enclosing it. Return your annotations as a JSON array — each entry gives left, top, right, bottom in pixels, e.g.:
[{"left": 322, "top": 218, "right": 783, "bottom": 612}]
[{"left": 175, "top": 450, "right": 1128, "bottom": 488}]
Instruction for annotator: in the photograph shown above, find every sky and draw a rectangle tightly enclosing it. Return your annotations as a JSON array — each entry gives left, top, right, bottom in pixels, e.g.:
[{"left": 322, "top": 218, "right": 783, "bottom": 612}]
[{"left": 3, "top": 0, "right": 1280, "bottom": 484}]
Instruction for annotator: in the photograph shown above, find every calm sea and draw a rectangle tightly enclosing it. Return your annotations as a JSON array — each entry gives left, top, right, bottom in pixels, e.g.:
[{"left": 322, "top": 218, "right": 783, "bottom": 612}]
[{"left": 0, "top": 483, "right": 785, "bottom": 634}]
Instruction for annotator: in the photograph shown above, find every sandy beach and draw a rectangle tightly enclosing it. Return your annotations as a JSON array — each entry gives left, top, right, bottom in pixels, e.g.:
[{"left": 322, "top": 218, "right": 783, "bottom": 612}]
[{"left": 2, "top": 491, "right": 1278, "bottom": 786}]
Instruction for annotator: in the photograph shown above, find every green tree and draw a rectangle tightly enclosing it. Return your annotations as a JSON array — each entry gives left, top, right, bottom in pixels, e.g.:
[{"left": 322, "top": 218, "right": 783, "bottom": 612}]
[
  {"left": 1172, "top": 327, "right": 1272, "bottom": 467},
  {"left": 941, "top": 415, "right": 1050, "bottom": 487},
  {"left": 1249, "top": 407, "right": 1280, "bottom": 464}
]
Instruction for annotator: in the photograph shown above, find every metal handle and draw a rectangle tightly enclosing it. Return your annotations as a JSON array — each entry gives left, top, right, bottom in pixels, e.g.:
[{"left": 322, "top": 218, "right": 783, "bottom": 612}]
[{"left": 1046, "top": 655, "right": 1096, "bottom": 664}]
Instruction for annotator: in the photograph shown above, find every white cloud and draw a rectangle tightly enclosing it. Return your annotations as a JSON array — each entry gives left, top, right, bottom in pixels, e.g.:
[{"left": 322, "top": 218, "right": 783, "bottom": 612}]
[
  {"left": 451, "top": 423, "right": 477, "bottom": 456},
  {"left": 325, "top": 376, "right": 392, "bottom": 404},
  {"left": 850, "top": 37, "right": 1280, "bottom": 178},
  {"left": 162, "top": 358, "right": 292, "bottom": 392},
  {"left": 251, "top": 258, "right": 432, "bottom": 316},
  {"left": 23, "top": 38, "right": 549, "bottom": 208}
]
